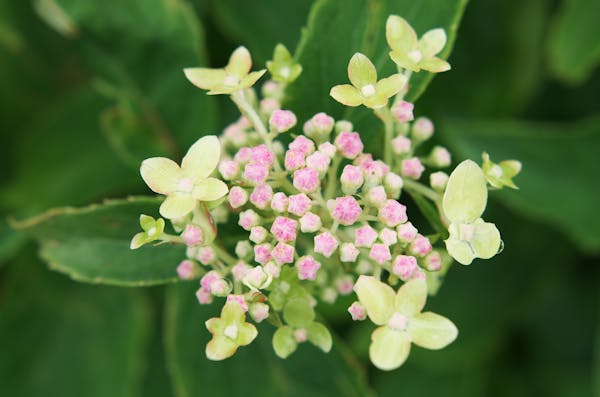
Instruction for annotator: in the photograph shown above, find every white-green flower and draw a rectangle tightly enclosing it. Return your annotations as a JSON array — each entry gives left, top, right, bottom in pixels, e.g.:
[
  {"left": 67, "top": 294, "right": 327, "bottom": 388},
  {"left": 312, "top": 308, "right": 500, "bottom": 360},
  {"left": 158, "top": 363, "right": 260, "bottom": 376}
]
[
  {"left": 130, "top": 214, "right": 165, "bottom": 249},
  {"left": 266, "top": 43, "right": 303, "bottom": 83},
  {"left": 354, "top": 276, "right": 457, "bottom": 370},
  {"left": 184, "top": 46, "right": 266, "bottom": 95},
  {"left": 330, "top": 52, "right": 407, "bottom": 109},
  {"left": 482, "top": 152, "right": 522, "bottom": 189},
  {"left": 205, "top": 301, "right": 258, "bottom": 360},
  {"left": 386, "top": 15, "right": 450, "bottom": 73},
  {"left": 442, "top": 160, "right": 501, "bottom": 265},
  {"left": 140, "top": 135, "right": 228, "bottom": 219}
]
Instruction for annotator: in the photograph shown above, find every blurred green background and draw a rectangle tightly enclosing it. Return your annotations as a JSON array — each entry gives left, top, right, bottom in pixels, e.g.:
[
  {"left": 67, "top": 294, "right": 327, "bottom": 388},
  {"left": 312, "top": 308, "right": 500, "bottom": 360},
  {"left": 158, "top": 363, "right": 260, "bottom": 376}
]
[{"left": 1, "top": 0, "right": 599, "bottom": 396}]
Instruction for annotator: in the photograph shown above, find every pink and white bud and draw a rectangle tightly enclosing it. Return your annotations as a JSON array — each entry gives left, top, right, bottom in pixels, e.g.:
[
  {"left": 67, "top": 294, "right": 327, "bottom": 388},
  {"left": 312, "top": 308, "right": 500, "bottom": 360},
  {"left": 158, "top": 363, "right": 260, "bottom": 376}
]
[
  {"left": 378, "top": 199, "right": 408, "bottom": 227},
  {"left": 429, "top": 146, "right": 451, "bottom": 168},
  {"left": 425, "top": 251, "right": 442, "bottom": 271},
  {"left": 196, "top": 246, "right": 216, "bottom": 265},
  {"left": 264, "top": 261, "right": 281, "bottom": 278},
  {"left": 412, "top": 117, "right": 434, "bottom": 141},
  {"left": 284, "top": 149, "right": 306, "bottom": 171},
  {"left": 361, "top": 159, "right": 389, "bottom": 186},
  {"left": 397, "top": 222, "right": 418, "bottom": 242},
  {"left": 348, "top": 301, "right": 367, "bottom": 321},
  {"left": 181, "top": 224, "right": 204, "bottom": 247},
  {"left": 262, "top": 80, "right": 281, "bottom": 98},
  {"left": 410, "top": 234, "right": 433, "bottom": 257},
  {"left": 401, "top": 157, "right": 425, "bottom": 180},
  {"left": 228, "top": 186, "right": 248, "bottom": 208},
  {"left": 270, "top": 192, "right": 288, "bottom": 212},
  {"left": 289, "top": 135, "right": 315, "bottom": 155},
  {"left": 336, "top": 275, "right": 354, "bottom": 295},
  {"left": 223, "top": 124, "right": 248, "bottom": 148},
  {"left": 335, "top": 131, "right": 364, "bottom": 159},
  {"left": 366, "top": 186, "right": 388, "bottom": 207},
  {"left": 272, "top": 242, "right": 295, "bottom": 265},
  {"left": 288, "top": 193, "right": 312, "bottom": 216},
  {"left": 250, "top": 184, "right": 273, "bottom": 209},
  {"left": 296, "top": 255, "right": 321, "bottom": 280},
  {"left": 304, "top": 112, "right": 335, "bottom": 141},
  {"left": 379, "top": 228, "right": 398, "bottom": 246},
  {"left": 391, "top": 135, "right": 412, "bottom": 155},
  {"left": 306, "top": 151, "right": 331, "bottom": 175},
  {"left": 392, "top": 255, "right": 418, "bottom": 281},
  {"left": 238, "top": 209, "right": 261, "bottom": 231},
  {"left": 234, "top": 241, "right": 252, "bottom": 259},
  {"left": 195, "top": 287, "right": 213, "bottom": 305},
  {"left": 412, "top": 268, "right": 427, "bottom": 280},
  {"left": 243, "top": 265, "right": 272, "bottom": 290},
  {"left": 369, "top": 243, "right": 392, "bottom": 264},
  {"left": 430, "top": 171, "right": 449, "bottom": 191},
  {"left": 177, "top": 260, "right": 198, "bottom": 280},
  {"left": 330, "top": 196, "right": 362, "bottom": 226},
  {"left": 234, "top": 147, "right": 252, "bottom": 164},
  {"left": 231, "top": 261, "right": 251, "bottom": 281},
  {"left": 227, "top": 294, "right": 248, "bottom": 312},
  {"left": 384, "top": 172, "right": 403, "bottom": 198},
  {"left": 249, "top": 302, "right": 270, "bottom": 323},
  {"left": 294, "top": 329, "right": 308, "bottom": 343},
  {"left": 340, "top": 242, "right": 360, "bottom": 262},
  {"left": 243, "top": 162, "right": 269, "bottom": 185},
  {"left": 249, "top": 226, "right": 268, "bottom": 243},
  {"left": 321, "top": 288, "right": 338, "bottom": 304},
  {"left": 340, "top": 164, "right": 364, "bottom": 194},
  {"left": 270, "top": 216, "right": 298, "bottom": 242},
  {"left": 299, "top": 212, "right": 322, "bottom": 233},
  {"left": 355, "top": 225, "right": 378, "bottom": 247},
  {"left": 260, "top": 98, "right": 280, "bottom": 115},
  {"left": 314, "top": 232, "right": 339, "bottom": 258},
  {"left": 391, "top": 100, "right": 415, "bottom": 123},
  {"left": 210, "top": 279, "right": 231, "bottom": 297},
  {"left": 254, "top": 243, "right": 273, "bottom": 264},
  {"left": 200, "top": 270, "right": 221, "bottom": 292},
  {"left": 318, "top": 142, "right": 337, "bottom": 158},
  {"left": 250, "top": 144, "right": 276, "bottom": 167},
  {"left": 335, "top": 120, "right": 353, "bottom": 133},
  {"left": 293, "top": 167, "right": 320, "bottom": 193},
  {"left": 218, "top": 160, "right": 239, "bottom": 180}
]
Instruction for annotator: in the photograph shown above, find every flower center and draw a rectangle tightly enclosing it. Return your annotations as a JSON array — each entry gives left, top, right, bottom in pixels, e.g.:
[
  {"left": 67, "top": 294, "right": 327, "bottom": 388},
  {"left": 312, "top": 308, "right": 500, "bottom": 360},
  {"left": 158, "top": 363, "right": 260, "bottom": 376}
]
[
  {"left": 408, "top": 50, "right": 422, "bottom": 63},
  {"left": 361, "top": 84, "right": 376, "bottom": 97},
  {"left": 177, "top": 177, "right": 194, "bottom": 193},
  {"left": 490, "top": 164, "right": 503, "bottom": 179},
  {"left": 388, "top": 312, "right": 409, "bottom": 331},
  {"left": 223, "top": 75, "right": 240, "bottom": 87},
  {"left": 147, "top": 227, "right": 157, "bottom": 236},
  {"left": 279, "top": 66, "right": 290, "bottom": 78},
  {"left": 224, "top": 325, "right": 238, "bottom": 340},
  {"left": 459, "top": 223, "right": 475, "bottom": 242}
]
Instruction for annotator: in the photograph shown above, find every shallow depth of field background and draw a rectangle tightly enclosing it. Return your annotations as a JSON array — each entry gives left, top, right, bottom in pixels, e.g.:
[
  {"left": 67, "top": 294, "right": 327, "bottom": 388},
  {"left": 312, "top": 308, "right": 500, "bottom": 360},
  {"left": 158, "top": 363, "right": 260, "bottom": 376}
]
[{"left": 1, "top": 1, "right": 599, "bottom": 396}]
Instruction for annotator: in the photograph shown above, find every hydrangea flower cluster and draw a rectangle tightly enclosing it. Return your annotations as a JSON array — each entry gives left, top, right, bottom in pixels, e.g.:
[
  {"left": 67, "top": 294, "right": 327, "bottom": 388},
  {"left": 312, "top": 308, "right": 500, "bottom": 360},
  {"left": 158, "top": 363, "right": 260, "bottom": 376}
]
[{"left": 131, "top": 15, "right": 521, "bottom": 370}]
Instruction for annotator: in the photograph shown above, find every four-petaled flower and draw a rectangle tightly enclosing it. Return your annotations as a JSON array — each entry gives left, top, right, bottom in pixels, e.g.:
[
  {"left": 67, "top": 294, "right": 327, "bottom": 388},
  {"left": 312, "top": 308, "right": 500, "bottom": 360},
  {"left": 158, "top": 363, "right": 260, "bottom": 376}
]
[
  {"left": 442, "top": 160, "right": 501, "bottom": 265},
  {"left": 130, "top": 214, "right": 165, "bottom": 249},
  {"left": 205, "top": 301, "right": 258, "bottom": 360},
  {"left": 354, "top": 275, "right": 458, "bottom": 370},
  {"left": 482, "top": 152, "right": 522, "bottom": 189},
  {"left": 140, "top": 135, "right": 228, "bottom": 219},
  {"left": 386, "top": 15, "right": 450, "bottom": 73},
  {"left": 330, "top": 53, "right": 407, "bottom": 109},
  {"left": 266, "top": 43, "right": 303, "bottom": 83}
]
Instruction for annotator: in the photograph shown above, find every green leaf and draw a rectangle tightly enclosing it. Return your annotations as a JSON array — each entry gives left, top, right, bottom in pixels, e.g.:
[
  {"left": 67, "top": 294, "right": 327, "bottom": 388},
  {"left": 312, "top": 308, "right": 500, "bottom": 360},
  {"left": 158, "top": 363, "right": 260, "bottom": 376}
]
[
  {"left": 443, "top": 117, "right": 600, "bottom": 253},
  {"left": 547, "top": 0, "right": 600, "bottom": 84},
  {"left": 0, "top": 253, "right": 150, "bottom": 397},
  {"left": 12, "top": 196, "right": 185, "bottom": 285},
  {"left": 285, "top": 0, "right": 469, "bottom": 121},
  {"left": 165, "top": 282, "right": 374, "bottom": 397},
  {"left": 0, "top": 220, "right": 25, "bottom": 266}
]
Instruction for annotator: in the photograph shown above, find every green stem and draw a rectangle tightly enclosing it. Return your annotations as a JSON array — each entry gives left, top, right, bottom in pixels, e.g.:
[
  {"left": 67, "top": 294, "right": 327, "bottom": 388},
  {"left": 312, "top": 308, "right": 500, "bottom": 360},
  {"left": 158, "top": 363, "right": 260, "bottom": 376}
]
[
  {"left": 403, "top": 178, "right": 439, "bottom": 202},
  {"left": 374, "top": 106, "right": 394, "bottom": 165},
  {"left": 211, "top": 243, "right": 237, "bottom": 267},
  {"left": 324, "top": 155, "right": 342, "bottom": 200}
]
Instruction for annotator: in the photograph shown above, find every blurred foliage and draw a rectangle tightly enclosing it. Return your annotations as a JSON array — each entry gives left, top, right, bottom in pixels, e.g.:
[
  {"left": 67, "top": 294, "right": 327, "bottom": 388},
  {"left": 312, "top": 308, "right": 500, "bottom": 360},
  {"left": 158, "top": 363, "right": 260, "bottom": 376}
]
[{"left": 0, "top": 0, "right": 599, "bottom": 396}]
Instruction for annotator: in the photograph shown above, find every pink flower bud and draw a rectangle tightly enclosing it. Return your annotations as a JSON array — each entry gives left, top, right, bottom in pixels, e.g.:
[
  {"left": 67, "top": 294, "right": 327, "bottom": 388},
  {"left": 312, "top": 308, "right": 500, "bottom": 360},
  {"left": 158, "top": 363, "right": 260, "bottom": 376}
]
[
  {"left": 392, "top": 255, "right": 418, "bottom": 281},
  {"left": 299, "top": 212, "right": 322, "bottom": 233},
  {"left": 234, "top": 241, "right": 252, "bottom": 259},
  {"left": 355, "top": 225, "right": 378, "bottom": 247},
  {"left": 361, "top": 159, "right": 388, "bottom": 185},
  {"left": 289, "top": 135, "right": 315, "bottom": 155},
  {"left": 392, "top": 100, "right": 414, "bottom": 123},
  {"left": 397, "top": 222, "right": 418, "bottom": 242},
  {"left": 378, "top": 199, "right": 408, "bottom": 227},
  {"left": 391, "top": 135, "right": 412, "bottom": 155},
  {"left": 412, "top": 117, "right": 434, "bottom": 141},
  {"left": 234, "top": 147, "right": 252, "bottom": 163},
  {"left": 430, "top": 171, "right": 449, "bottom": 191},
  {"left": 412, "top": 269, "right": 426, "bottom": 280},
  {"left": 243, "top": 162, "right": 269, "bottom": 185},
  {"left": 330, "top": 196, "right": 362, "bottom": 226},
  {"left": 223, "top": 124, "right": 248, "bottom": 147},
  {"left": 227, "top": 294, "right": 248, "bottom": 312},
  {"left": 250, "top": 184, "right": 273, "bottom": 209},
  {"left": 195, "top": 287, "right": 213, "bottom": 304},
  {"left": 250, "top": 144, "right": 275, "bottom": 167},
  {"left": 264, "top": 261, "right": 281, "bottom": 278},
  {"left": 293, "top": 167, "right": 320, "bottom": 193},
  {"left": 410, "top": 234, "right": 432, "bottom": 257},
  {"left": 335, "top": 120, "right": 353, "bottom": 133},
  {"left": 425, "top": 251, "right": 442, "bottom": 271},
  {"left": 384, "top": 172, "right": 403, "bottom": 198},
  {"left": 231, "top": 261, "right": 251, "bottom": 280},
  {"left": 366, "top": 186, "right": 388, "bottom": 207},
  {"left": 340, "top": 242, "right": 360, "bottom": 262},
  {"left": 272, "top": 242, "right": 295, "bottom": 265},
  {"left": 318, "top": 142, "right": 336, "bottom": 158},
  {"left": 336, "top": 275, "right": 354, "bottom": 295},
  {"left": 181, "top": 224, "right": 204, "bottom": 246},
  {"left": 379, "top": 228, "right": 398, "bottom": 246},
  {"left": 340, "top": 164, "right": 364, "bottom": 194},
  {"left": 177, "top": 260, "right": 198, "bottom": 280},
  {"left": 306, "top": 151, "right": 331, "bottom": 174},
  {"left": 262, "top": 80, "right": 280, "bottom": 97},
  {"left": 430, "top": 146, "right": 451, "bottom": 168},
  {"left": 200, "top": 270, "right": 221, "bottom": 292},
  {"left": 335, "top": 131, "right": 364, "bottom": 159},
  {"left": 218, "top": 160, "right": 239, "bottom": 180},
  {"left": 288, "top": 193, "right": 312, "bottom": 216},
  {"left": 260, "top": 98, "right": 280, "bottom": 115},
  {"left": 270, "top": 216, "right": 298, "bottom": 242},
  {"left": 296, "top": 255, "right": 321, "bottom": 280},
  {"left": 348, "top": 301, "right": 366, "bottom": 321},
  {"left": 321, "top": 288, "right": 338, "bottom": 304},
  {"left": 314, "top": 231, "right": 339, "bottom": 257},
  {"left": 238, "top": 210, "right": 261, "bottom": 231},
  {"left": 304, "top": 112, "right": 335, "bottom": 139},
  {"left": 401, "top": 157, "right": 425, "bottom": 179},
  {"left": 254, "top": 243, "right": 273, "bottom": 264},
  {"left": 249, "top": 302, "right": 270, "bottom": 323},
  {"left": 284, "top": 149, "right": 306, "bottom": 171},
  {"left": 249, "top": 226, "right": 268, "bottom": 243},
  {"left": 369, "top": 243, "right": 392, "bottom": 264},
  {"left": 228, "top": 186, "right": 248, "bottom": 208},
  {"left": 270, "top": 192, "right": 288, "bottom": 212},
  {"left": 196, "top": 247, "right": 215, "bottom": 265}
]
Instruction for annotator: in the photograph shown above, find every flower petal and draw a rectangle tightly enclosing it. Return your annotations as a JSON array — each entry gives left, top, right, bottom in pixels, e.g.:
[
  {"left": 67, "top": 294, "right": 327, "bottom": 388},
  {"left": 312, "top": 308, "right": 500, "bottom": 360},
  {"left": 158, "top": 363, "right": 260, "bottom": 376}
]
[
  {"left": 445, "top": 237, "right": 475, "bottom": 265},
  {"left": 375, "top": 73, "right": 408, "bottom": 99},
  {"left": 181, "top": 135, "right": 221, "bottom": 180},
  {"left": 369, "top": 326, "right": 411, "bottom": 370},
  {"left": 389, "top": 50, "right": 420, "bottom": 72},
  {"left": 240, "top": 69, "right": 267, "bottom": 89},
  {"left": 307, "top": 322, "right": 332, "bottom": 353},
  {"left": 408, "top": 311, "right": 458, "bottom": 350},
  {"left": 442, "top": 160, "right": 488, "bottom": 223},
  {"left": 206, "top": 335, "right": 238, "bottom": 361},
  {"left": 140, "top": 157, "right": 181, "bottom": 194},
  {"left": 394, "top": 278, "right": 427, "bottom": 316},
  {"left": 130, "top": 232, "right": 148, "bottom": 250},
  {"left": 471, "top": 219, "right": 501, "bottom": 260},
  {"left": 348, "top": 52, "right": 377, "bottom": 88},
  {"left": 221, "top": 301, "right": 245, "bottom": 324},
  {"left": 419, "top": 57, "right": 451, "bottom": 73},
  {"left": 236, "top": 322, "right": 258, "bottom": 346},
  {"left": 192, "top": 178, "right": 228, "bottom": 202},
  {"left": 353, "top": 275, "right": 395, "bottom": 325},
  {"left": 272, "top": 326, "right": 298, "bottom": 358},
  {"left": 225, "top": 46, "right": 252, "bottom": 78},
  {"left": 184, "top": 67, "right": 227, "bottom": 90},
  {"left": 330, "top": 84, "right": 363, "bottom": 107},
  {"left": 159, "top": 193, "right": 195, "bottom": 219},
  {"left": 386, "top": 15, "right": 417, "bottom": 53},
  {"left": 418, "top": 28, "right": 447, "bottom": 58},
  {"left": 205, "top": 317, "right": 225, "bottom": 335}
]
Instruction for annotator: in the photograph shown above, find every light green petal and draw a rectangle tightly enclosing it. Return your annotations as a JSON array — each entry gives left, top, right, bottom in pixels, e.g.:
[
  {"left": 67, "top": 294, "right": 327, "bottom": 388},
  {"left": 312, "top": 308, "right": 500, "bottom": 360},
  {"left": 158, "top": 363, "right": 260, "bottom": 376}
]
[
  {"left": 289, "top": 64, "right": 303, "bottom": 82},
  {"left": 364, "top": 94, "right": 389, "bottom": 109},
  {"left": 140, "top": 157, "right": 181, "bottom": 194},
  {"left": 225, "top": 46, "right": 252, "bottom": 78},
  {"left": 389, "top": 50, "right": 420, "bottom": 72},
  {"left": 386, "top": 15, "right": 417, "bottom": 53},
  {"left": 353, "top": 275, "right": 395, "bottom": 325},
  {"left": 283, "top": 297, "right": 315, "bottom": 327},
  {"left": 375, "top": 73, "right": 407, "bottom": 99},
  {"left": 500, "top": 160, "right": 522, "bottom": 178},
  {"left": 273, "top": 43, "right": 293, "bottom": 63},
  {"left": 445, "top": 237, "right": 475, "bottom": 265},
  {"left": 442, "top": 160, "right": 488, "bottom": 223},
  {"left": 408, "top": 311, "right": 458, "bottom": 350},
  {"left": 418, "top": 28, "right": 447, "bottom": 58},
  {"left": 272, "top": 326, "right": 298, "bottom": 358},
  {"left": 307, "top": 322, "right": 332, "bottom": 353},
  {"left": 240, "top": 69, "right": 267, "bottom": 89},
  {"left": 348, "top": 52, "right": 377, "bottom": 88},
  {"left": 221, "top": 301, "right": 245, "bottom": 324},
  {"left": 471, "top": 219, "right": 501, "bottom": 260},
  {"left": 192, "top": 178, "right": 228, "bottom": 202},
  {"left": 369, "top": 326, "right": 411, "bottom": 370},
  {"left": 130, "top": 232, "right": 148, "bottom": 250},
  {"left": 236, "top": 323, "right": 258, "bottom": 346},
  {"left": 419, "top": 57, "right": 451, "bottom": 73},
  {"left": 206, "top": 335, "right": 238, "bottom": 361},
  {"left": 184, "top": 67, "right": 227, "bottom": 90},
  {"left": 206, "top": 85, "right": 238, "bottom": 95},
  {"left": 394, "top": 278, "right": 427, "bottom": 316},
  {"left": 205, "top": 317, "right": 225, "bottom": 334},
  {"left": 139, "top": 214, "right": 155, "bottom": 230},
  {"left": 181, "top": 135, "right": 221, "bottom": 180},
  {"left": 330, "top": 84, "right": 364, "bottom": 107},
  {"left": 159, "top": 193, "right": 196, "bottom": 219}
]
